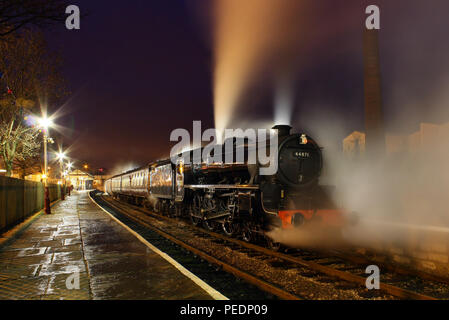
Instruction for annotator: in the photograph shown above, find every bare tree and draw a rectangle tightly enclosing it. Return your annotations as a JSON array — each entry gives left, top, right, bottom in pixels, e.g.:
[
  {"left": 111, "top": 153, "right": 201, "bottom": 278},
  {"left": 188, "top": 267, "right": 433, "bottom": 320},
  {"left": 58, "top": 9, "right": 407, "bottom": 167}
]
[
  {"left": 0, "top": 117, "right": 40, "bottom": 176},
  {"left": 0, "top": 30, "right": 66, "bottom": 177},
  {"left": 14, "top": 152, "right": 41, "bottom": 179},
  {"left": 0, "top": 0, "right": 69, "bottom": 37}
]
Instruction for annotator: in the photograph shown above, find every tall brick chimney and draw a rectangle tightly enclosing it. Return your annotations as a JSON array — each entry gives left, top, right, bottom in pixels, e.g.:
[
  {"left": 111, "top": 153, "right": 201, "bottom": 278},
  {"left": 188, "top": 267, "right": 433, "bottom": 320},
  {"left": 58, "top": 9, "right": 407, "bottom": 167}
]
[{"left": 363, "top": 29, "right": 385, "bottom": 156}]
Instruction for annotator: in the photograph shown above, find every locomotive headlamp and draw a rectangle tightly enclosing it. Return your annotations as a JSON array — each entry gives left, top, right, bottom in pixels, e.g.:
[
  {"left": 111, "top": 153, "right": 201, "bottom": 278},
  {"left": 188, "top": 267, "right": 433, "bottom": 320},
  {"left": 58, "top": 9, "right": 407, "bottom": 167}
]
[{"left": 300, "top": 134, "right": 308, "bottom": 145}]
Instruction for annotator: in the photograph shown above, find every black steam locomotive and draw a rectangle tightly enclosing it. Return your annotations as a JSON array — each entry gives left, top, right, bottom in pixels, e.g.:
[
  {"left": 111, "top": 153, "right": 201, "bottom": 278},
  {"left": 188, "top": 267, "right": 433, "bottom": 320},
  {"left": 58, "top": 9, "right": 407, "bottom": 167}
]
[{"left": 105, "top": 125, "right": 347, "bottom": 247}]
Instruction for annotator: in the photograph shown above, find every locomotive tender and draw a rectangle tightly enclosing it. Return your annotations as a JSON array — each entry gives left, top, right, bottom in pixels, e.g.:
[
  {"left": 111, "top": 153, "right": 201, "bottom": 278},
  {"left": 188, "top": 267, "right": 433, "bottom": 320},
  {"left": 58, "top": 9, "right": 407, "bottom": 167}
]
[{"left": 104, "top": 125, "right": 346, "bottom": 246}]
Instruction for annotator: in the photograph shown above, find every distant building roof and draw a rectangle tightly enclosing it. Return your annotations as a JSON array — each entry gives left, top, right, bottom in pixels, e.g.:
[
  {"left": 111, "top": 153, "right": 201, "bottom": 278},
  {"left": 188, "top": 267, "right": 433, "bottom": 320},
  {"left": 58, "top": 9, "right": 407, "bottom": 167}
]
[
  {"left": 343, "top": 121, "right": 449, "bottom": 155},
  {"left": 67, "top": 169, "right": 94, "bottom": 179}
]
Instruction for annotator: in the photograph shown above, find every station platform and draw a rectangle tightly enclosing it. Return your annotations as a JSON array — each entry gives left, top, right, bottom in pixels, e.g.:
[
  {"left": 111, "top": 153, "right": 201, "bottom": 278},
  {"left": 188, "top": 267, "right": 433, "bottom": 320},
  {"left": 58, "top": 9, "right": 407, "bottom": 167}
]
[{"left": 0, "top": 191, "right": 224, "bottom": 300}]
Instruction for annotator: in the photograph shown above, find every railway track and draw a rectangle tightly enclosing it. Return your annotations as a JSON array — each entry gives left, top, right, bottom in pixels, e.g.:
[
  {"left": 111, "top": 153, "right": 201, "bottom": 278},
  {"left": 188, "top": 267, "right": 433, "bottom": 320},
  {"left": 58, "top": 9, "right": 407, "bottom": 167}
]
[{"left": 91, "top": 191, "right": 449, "bottom": 300}]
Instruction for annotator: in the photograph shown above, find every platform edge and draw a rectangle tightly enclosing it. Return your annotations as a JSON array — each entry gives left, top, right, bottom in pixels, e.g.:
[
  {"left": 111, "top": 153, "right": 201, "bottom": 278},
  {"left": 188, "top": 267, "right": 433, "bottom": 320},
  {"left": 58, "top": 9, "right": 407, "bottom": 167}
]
[{"left": 88, "top": 192, "right": 229, "bottom": 301}]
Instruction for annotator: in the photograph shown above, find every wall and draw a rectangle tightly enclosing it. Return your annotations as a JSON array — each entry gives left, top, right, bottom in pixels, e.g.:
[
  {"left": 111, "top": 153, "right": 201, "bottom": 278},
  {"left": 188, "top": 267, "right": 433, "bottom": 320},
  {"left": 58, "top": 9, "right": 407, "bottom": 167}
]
[
  {"left": 0, "top": 176, "right": 62, "bottom": 232},
  {"left": 356, "top": 229, "right": 449, "bottom": 280}
]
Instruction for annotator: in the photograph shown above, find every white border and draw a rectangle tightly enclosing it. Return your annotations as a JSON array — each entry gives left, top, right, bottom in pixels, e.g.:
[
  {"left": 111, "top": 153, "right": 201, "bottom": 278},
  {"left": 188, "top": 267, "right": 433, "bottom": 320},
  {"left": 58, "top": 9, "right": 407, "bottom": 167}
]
[{"left": 88, "top": 192, "right": 228, "bottom": 300}]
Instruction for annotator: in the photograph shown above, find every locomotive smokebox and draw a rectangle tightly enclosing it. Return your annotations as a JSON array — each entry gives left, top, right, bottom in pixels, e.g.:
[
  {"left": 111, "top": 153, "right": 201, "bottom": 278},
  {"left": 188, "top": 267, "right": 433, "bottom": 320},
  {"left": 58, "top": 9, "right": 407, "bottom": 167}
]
[{"left": 272, "top": 125, "right": 292, "bottom": 138}]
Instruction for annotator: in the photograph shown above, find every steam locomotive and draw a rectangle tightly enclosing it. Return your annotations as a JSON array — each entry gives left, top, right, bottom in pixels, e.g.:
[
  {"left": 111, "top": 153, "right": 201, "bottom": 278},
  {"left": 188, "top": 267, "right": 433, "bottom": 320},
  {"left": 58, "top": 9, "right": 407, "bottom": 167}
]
[{"left": 104, "top": 125, "right": 349, "bottom": 248}]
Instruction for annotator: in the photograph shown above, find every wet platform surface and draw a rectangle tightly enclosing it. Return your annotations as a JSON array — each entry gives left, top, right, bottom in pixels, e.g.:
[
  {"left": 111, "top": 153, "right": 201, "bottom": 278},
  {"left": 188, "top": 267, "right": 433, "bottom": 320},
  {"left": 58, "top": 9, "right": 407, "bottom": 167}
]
[{"left": 0, "top": 191, "right": 215, "bottom": 300}]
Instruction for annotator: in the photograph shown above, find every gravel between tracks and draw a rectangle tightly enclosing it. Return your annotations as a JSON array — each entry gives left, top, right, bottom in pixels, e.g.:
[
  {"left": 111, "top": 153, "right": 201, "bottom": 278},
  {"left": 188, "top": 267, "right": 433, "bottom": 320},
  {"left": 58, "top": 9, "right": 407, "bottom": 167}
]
[{"left": 125, "top": 205, "right": 396, "bottom": 300}]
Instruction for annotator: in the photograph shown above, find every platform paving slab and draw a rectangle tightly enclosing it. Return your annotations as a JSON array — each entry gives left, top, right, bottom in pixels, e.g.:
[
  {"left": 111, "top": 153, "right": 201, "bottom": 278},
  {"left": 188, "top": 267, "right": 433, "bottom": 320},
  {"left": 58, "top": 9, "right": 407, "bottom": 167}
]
[{"left": 0, "top": 191, "right": 215, "bottom": 300}]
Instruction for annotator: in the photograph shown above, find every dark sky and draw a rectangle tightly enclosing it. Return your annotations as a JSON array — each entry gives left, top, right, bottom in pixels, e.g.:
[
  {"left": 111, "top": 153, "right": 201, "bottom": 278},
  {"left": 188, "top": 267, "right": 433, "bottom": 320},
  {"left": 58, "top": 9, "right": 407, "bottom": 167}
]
[{"left": 45, "top": 0, "right": 449, "bottom": 173}]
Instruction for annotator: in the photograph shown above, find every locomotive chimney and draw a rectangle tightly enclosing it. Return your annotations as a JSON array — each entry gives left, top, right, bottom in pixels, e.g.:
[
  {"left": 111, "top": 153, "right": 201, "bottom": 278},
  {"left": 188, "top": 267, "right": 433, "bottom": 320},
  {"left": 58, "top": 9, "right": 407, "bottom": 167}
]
[
  {"left": 363, "top": 29, "right": 386, "bottom": 157},
  {"left": 272, "top": 125, "right": 292, "bottom": 138}
]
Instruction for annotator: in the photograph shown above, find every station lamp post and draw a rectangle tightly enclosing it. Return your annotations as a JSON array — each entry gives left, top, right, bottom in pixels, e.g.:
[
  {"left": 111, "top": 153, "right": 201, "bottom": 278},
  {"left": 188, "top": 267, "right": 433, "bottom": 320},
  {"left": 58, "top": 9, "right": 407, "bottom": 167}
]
[
  {"left": 66, "top": 161, "right": 74, "bottom": 196},
  {"left": 37, "top": 115, "right": 54, "bottom": 214},
  {"left": 56, "top": 151, "right": 67, "bottom": 200}
]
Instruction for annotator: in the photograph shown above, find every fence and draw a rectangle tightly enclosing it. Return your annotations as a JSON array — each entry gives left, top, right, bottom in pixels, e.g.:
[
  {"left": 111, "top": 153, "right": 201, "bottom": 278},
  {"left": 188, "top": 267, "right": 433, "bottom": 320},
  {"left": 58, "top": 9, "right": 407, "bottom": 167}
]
[{"left": 0, "top": 176, "right": 63, "bottom": 232}]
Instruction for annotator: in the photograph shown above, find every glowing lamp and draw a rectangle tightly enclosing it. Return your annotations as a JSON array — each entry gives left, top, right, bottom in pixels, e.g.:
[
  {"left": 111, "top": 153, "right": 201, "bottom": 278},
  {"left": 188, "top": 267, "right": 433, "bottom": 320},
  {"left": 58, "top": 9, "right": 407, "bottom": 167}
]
[
  {"left": 56, "top": 151, "right": 66, "bottom": 161},
  {"left": 38, "top": 116, "right": 54, "bottom": 130}
]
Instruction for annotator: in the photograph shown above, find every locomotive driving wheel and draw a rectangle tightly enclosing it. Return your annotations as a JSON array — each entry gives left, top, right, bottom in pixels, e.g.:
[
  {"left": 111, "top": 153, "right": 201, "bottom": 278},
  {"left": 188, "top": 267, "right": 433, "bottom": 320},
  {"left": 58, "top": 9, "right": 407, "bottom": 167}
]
[
  {"left": 190, "top": 193, "right": 203, "bottom": 226},
  {"left": 222, "top": 217, "right": 237, "bottom": 237},
  {"left": 161, "top": 200, "right": 169, "bottom": 216},
  {"left": 241, "top": 223, "right": 254, "bottom": 243},
  {"left": 203, "top": 219, "right": 215, "bottom": 231},
  {"left": 222, "top": 196, "right": 237, "bottom": 236},
  {"left": 153, "top": 200, "right": 160, "bottom": 213},
  {"left": 174, "top": 204, "right": 183, "bottom": 217},
  {"left": 202, "top": 197, "right": 217, "bottom": 231},
  {"left": 266, "top": 237, "right": 282, "bottom": 252}
]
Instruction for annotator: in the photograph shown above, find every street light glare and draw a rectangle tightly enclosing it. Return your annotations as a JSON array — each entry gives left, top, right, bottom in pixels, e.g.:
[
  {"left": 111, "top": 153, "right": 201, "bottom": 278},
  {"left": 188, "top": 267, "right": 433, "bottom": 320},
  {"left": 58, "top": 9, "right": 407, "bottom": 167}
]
[
  {"left": 38, "top": 116, "right": 54, "bottom": 130},
  {"left": 56, "top": 151, "right": 66, "bottom": 160}
]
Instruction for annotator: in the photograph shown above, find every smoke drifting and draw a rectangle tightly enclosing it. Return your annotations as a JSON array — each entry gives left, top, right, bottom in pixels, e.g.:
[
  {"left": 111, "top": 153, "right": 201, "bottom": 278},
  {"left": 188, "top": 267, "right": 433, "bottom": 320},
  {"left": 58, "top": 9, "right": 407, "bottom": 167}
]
[
  {"left": 338, "top": 138, "right": 449, "bottom": 245},
  {"left": 210, "top": 1, "right": 449, "bottom": 251},
  {"left": 212, "top": 0, "right": 307, "bottom": 135},
  {"left": 268, "top": 139, "right": 449, "bottom": 250},
  {"left": 268, "top": 223, "right": 347, "bottom": 249},
  {"left": 318, "top": 2, "right": 449, "bottom": 247},
  {"left": 272, "top": 92, "right": 449, "bottom": 250},
  {"left": 109, "top": 161, "right": 141, "bottom": 176},
  {"left": 212, "top": 1, "right": 364, "bottom": 134},
  {"left": 274, "top": 73, "right": 295, "bottom": 126}
]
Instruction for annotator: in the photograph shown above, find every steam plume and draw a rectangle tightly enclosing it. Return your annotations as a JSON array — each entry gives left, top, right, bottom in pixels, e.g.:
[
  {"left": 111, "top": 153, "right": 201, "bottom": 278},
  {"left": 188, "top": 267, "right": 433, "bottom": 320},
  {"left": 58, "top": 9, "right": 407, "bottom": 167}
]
[{"left": 213, "top": 0, "right": 306, "bottom": 134}]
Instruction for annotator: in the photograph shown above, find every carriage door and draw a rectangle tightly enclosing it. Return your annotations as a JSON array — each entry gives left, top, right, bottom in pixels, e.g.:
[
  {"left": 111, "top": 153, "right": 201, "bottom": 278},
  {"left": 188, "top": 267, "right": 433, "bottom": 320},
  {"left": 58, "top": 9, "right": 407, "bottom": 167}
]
[{"left": 175, "top": 159, "right": 184, "bottom": 202}]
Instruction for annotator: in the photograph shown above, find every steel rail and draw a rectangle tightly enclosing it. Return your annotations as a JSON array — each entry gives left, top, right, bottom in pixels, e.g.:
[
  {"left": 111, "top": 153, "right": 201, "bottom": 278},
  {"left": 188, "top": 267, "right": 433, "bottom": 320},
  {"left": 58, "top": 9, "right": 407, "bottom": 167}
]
[
  {"left": 101, "top": 194, "right": 438, "bottom": 300},
  {"left": 95, "top": 194, "right": 301, "bottom": 300}
]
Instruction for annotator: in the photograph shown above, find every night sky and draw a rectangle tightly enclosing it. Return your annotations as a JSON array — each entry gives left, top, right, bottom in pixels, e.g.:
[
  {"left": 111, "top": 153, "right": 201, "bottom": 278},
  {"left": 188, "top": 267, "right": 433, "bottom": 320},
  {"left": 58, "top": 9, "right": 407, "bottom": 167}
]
[{"left": 45, "top": 0, "right": 449, "bottom": 173}]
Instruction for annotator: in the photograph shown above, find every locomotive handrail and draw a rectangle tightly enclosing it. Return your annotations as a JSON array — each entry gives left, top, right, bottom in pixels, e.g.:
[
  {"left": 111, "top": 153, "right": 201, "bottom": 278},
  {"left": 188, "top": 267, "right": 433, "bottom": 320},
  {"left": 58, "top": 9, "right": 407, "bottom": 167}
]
[{"left": 185, "top": 184, "right": 259, "bottom": 190}]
